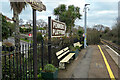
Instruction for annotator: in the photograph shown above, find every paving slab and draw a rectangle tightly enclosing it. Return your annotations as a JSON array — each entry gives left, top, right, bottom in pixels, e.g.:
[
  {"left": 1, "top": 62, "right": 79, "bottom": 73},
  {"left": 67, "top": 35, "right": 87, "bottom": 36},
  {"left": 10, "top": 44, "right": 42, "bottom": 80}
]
[
  {"left": 88, "top": 45, "right": 109, "bottom": 78},
  {"left": 71, "top": 46, "right": 93, "bottom": 78}
]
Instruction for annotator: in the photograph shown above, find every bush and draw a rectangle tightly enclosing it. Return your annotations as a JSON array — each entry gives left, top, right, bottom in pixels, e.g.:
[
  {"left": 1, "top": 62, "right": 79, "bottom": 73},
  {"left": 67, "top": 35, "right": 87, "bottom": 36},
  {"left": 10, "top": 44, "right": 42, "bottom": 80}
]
[
  {"left": 20, "top": 27, "right": 32, "bottom": 34},
  {"left": 69, "top": 46, "right": 81, "bottom": 51},
  {"left": 43, "top": 64, "right": 57, "bottom": 72},
  {"left": 37, "top": 32, "right": 43, "bottom": 43},
  {"left": 87, "top": 29, "right": 100, "bottom": 45}
]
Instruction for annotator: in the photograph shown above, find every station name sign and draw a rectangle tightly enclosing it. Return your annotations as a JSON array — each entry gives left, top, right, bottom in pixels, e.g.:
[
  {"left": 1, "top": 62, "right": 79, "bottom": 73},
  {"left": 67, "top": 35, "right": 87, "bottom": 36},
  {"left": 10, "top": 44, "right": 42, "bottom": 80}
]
[
  {"left": 51, "top": 20, "right": 66, "bottom": 37},
  {"left": 24, "top": 0, "right": 46, "bottom": 12}
]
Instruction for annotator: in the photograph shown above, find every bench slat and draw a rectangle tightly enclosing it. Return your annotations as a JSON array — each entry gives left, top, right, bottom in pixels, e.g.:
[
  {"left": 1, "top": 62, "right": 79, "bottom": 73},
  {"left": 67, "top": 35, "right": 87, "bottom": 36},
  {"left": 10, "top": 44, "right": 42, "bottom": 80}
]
[
  {"left": 58, "top": 50, "right": 69, "bottom": 59},
  {"left": 56, "top": 47, "right": 69, "bottom": 56},
  {"left": 74, "top": 42, "right": 82, "bottom": 47},
  {"left": 60, "top": 53, "right": 75, "bottom": 62}
]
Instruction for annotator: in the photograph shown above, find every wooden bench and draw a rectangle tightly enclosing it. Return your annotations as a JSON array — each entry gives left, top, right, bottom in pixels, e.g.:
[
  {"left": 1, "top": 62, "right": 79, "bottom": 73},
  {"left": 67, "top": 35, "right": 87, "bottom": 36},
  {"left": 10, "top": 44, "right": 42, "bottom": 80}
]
[
  {"left": 56, "top": 47, "right": 75, "bottom": 69},
  {"left": 73, "top": 42, "right": 82, "bottom": 47}
]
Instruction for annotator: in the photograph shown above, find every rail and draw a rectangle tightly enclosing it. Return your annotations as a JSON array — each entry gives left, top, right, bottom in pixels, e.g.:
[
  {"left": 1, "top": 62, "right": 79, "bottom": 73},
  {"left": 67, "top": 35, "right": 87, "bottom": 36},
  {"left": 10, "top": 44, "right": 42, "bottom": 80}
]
[{"left": 101, "top": 39, "right": 120, "bottom": 54}]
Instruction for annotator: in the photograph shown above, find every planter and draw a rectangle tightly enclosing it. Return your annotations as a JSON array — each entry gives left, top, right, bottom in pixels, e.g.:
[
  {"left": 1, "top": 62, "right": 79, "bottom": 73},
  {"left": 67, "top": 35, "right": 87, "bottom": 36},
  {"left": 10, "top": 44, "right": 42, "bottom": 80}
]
[
  {"left": 41, "top": 69, "right": 58, "bottom": 80},
  {"left": 70, "top": 49, "right": 79, "bottom": 58}
]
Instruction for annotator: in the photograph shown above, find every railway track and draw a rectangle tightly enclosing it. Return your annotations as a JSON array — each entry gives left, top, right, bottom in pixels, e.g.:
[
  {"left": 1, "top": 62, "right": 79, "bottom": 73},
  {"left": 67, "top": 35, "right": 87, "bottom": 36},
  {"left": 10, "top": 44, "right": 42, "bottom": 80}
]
[{"left": 101, "top": 39, "right": 120, "bottom": 55}]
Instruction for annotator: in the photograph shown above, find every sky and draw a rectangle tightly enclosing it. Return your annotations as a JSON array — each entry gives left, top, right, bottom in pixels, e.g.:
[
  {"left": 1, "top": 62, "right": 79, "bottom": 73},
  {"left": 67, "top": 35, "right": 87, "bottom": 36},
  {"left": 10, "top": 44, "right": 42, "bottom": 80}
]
[{"left": 0, "top": 0, "right": 119, "bottom": 28}]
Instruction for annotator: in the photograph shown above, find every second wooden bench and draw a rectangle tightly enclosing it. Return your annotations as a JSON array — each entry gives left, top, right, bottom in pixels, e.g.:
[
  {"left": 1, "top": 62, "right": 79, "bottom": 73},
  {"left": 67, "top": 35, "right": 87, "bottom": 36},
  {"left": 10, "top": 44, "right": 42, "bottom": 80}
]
[{"left": 56, "top": 47, "right": 75, "bottom": 69}]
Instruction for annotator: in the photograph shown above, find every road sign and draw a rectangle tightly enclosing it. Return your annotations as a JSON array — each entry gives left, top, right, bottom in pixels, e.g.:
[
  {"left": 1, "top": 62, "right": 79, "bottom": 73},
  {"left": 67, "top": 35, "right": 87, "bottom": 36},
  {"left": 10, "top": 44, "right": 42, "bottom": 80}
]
[
  {"left": 51, "top": 19, "right": 66, "bottom": 37},
  {"left": 29, "top": 34, "right": 32, "bottom": 37}
]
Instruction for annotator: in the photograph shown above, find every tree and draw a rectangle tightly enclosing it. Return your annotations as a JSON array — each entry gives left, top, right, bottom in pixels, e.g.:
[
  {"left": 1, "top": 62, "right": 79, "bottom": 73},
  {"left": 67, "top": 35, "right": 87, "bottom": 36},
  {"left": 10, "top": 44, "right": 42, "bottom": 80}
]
[
  {"left": 93, "top": 24, "right": 105, "bottom": 31},
  {"left": 9, "top": 1, "right": 27, "bottom": 53},
  {"left": 103, "top": 27, "right": 110, "bottom": 34},
  {"left": 2, "top": 15, "right": 10, "bottom": 39},
  {"left": 54, "top": 4, "right": 82, "bottom": 34},
  {"left": 37, "top": 19, "right": 47, "bottom": 28},
  {"left": 78, "top": 29, "right": 84, "bottom": 36},
  {"left": 37, "top": 32, "right": 43, "bottom": 43},
  {"left": 26, "top": 19, "right": 33, "bottom": 26},
  {"left": 8, "top": 22, "right": 14, "bottom": 36}
]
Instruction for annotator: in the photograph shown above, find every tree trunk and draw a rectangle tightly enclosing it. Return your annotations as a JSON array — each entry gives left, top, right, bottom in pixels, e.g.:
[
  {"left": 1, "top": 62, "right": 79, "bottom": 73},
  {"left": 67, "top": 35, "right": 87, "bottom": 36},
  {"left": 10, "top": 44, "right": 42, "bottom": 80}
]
[{"left": 14, "top": 11, "right": 20, "bottom": 54}]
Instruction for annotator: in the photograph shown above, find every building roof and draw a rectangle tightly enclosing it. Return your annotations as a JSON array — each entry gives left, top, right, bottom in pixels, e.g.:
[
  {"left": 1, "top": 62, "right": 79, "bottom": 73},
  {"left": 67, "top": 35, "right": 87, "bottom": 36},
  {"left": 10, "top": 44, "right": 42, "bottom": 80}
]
[{"left": 5, "top": 16, "right": 13, "bottom": 22}]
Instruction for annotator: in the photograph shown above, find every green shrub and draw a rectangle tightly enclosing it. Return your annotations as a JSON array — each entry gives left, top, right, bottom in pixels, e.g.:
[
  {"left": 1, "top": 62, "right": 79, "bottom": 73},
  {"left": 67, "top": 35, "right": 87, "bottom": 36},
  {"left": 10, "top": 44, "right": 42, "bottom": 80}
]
[
  {"left": 69, "top": 46, "right": 76, "bottom": 51},
  {"left": 37, "top": 32, "right": 43, "bottom": 43},
  {"left": 43, "top": 64, "right": 57, "bottom": 72},
  {"left": 75, "top": 46, "right": 81, "bottom": 51}
]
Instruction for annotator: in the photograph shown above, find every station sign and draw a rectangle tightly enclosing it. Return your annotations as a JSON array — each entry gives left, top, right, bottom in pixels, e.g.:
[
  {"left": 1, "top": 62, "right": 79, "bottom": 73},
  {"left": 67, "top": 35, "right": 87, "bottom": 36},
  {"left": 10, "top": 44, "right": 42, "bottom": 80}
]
[
  {"left": 24, "top": 0, "right": 46, "bottom": 12},
  {"left": 51, "top": 20, "right": 66, "bottom": 37}
]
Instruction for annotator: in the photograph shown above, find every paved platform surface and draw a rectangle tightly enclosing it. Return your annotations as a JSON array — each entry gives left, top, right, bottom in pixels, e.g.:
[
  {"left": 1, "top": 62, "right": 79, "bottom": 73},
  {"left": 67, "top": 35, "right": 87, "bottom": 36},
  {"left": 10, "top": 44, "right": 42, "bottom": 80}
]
[{"left": 58, "top": 45, "right": 119, "bottom": 79}]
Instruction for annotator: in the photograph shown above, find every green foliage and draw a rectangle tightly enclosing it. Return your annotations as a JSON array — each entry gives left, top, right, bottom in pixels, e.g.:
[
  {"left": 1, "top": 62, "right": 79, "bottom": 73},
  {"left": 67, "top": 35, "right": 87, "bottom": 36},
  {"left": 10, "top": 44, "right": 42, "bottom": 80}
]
[
  {"left": 37, "top": 32, "right": 43, "bottom": 43},
  {"left": 43, "top": 64, "right": 57, "bottom": 72},
  {"left": 70, "top": 46, "right": 81, "bottom": 51},
  {"left": 20, "top": 38, "right": 30, "bottom": 42},
  {"left": 54, "top": 4, "right": 82, "bottom": 33},
  {"left": 20, "top": 27, "right": 32, "bottom": 34},
  {"left": 37, "top": 73, "right": 42, "bottom": 79},
  {"left": 69, "top": 46, "right": 75, "bottom": 51},
  {"left": 2, "top": 15, "right": 14, "bottom": 39},
  {"left": 101, "top": 22, "right": 119, "bottom": 45},
  {"left": 78, "top": 29, "right": 84, "bottom": 36},
  {"left": 38, "top": 27, "right": 45, "bottom": 30},
  {"left": 87, "top": 28, "right": 100, "bottom": 45},
  {"left": 75, "top": 46, "right": 81, "bottom": 51}
]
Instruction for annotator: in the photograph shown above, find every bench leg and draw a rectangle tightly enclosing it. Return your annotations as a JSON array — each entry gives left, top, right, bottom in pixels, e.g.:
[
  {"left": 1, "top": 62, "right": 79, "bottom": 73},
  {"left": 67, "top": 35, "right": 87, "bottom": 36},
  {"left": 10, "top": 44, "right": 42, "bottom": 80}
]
[
  {"left": 67, "top": 61, "right": 70, "bottom": 63},
  {"left": 59, "top": 62, "right": 65, "bottom": 69}
]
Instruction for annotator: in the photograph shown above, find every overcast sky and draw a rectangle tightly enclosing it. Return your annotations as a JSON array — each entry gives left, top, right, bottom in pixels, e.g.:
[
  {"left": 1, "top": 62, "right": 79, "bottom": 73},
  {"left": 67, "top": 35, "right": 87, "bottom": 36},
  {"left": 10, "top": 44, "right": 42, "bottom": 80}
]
[{"left": 0, "top": 0, "right": 119, "bottom": 28}]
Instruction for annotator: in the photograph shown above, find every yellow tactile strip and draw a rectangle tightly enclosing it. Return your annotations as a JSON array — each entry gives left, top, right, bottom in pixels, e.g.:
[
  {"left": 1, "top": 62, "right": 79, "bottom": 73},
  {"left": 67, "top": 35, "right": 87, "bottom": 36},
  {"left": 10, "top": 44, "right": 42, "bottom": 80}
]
[{"left": 98, "top": 45, "right": 116, "bottom": 80}]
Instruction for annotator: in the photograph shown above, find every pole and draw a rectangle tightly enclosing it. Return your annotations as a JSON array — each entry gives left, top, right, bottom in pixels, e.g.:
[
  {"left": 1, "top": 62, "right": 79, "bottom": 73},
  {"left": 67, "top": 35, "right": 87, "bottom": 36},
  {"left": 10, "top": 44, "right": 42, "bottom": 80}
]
[
  {"left": 0, "top": 13, "right": 2, "bottom": 80},
  {"left": 48, "top": 16, "right": 51, "bottom": 64},
  {"left": 84, "top": 4, "right": 90, "bottom": 48},
  {"left": 33, "top": 9, "right": 37, "bottom": 79},
  {"left": 84, "top": 6, "right": 87, "bottom": 48}
]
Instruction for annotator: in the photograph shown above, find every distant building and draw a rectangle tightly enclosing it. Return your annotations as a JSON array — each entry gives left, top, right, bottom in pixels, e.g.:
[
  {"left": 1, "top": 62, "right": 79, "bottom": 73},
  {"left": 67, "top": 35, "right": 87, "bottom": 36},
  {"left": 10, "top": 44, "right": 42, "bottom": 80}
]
[
  {"left": 4, "top": 16, "right": 13, "bottom": 23},
  {"left": 118, "top": 1, "right": 120, "bottom": 22},
  {"left": 38, "top": 30, "right": 46, "bottom": 34},
  {"left": 20, "top": 25, "right": 32, "bottom": 29}
]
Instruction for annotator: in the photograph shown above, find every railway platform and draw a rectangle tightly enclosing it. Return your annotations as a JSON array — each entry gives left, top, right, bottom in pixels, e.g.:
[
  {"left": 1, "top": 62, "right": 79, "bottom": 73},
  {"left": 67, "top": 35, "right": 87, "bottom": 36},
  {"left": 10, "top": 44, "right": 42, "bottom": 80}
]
[{"left": 58, "top": 45, "right": 120, "bottom": 79}]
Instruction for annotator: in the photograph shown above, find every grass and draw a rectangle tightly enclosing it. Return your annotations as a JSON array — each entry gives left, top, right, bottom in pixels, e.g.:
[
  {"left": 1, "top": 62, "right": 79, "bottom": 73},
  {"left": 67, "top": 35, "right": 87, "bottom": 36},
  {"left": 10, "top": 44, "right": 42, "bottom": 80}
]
[{"left": 20, "top": 38, "right": 30, "bottom": 43}]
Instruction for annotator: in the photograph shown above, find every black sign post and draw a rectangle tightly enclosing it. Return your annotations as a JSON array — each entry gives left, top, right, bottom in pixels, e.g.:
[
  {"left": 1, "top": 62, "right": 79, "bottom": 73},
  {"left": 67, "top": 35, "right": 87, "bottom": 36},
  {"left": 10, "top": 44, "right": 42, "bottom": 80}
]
[
  {"left": 48, "top": 16, "right": 51, "bottom": 64},
  {"left": 33, "top": 9, "right": 37, "bottom": 79}
]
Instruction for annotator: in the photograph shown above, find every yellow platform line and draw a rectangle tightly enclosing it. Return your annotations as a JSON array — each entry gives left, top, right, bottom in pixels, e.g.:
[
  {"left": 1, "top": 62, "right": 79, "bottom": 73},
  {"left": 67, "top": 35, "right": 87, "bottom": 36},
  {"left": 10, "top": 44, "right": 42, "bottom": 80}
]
[{"left": 98, "top": 45, "right": 116, "bottom": 80}]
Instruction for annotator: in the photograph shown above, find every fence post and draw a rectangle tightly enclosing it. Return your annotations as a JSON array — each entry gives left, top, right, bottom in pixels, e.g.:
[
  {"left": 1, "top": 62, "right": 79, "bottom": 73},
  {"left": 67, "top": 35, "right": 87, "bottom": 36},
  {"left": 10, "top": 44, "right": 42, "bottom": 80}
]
[
  {"left": 0, "top": 13, "right": 2, "bottom": 80},
  {"left": 41, "top": 40, "right": 44, "bottom": 69},
  {"left": 33, "top": 9, "right": 37, "bottom": 79},
  {"left": 48, "top": 16, "right": 51, "bottom": 64}
]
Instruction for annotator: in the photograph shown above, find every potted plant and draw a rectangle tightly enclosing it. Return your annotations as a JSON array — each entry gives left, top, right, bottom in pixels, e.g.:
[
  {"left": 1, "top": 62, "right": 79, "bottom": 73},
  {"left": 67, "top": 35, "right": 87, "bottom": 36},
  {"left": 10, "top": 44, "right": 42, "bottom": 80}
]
[{"left": 41, "top": 64, "right": 58, "bottom": 80}]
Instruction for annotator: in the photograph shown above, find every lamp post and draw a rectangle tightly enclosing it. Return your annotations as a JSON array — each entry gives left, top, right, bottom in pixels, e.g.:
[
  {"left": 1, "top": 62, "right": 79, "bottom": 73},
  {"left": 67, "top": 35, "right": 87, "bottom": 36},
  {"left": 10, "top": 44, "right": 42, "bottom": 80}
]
[{"left": 84, "top": 4, "right": 90, "bottom": 48}]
